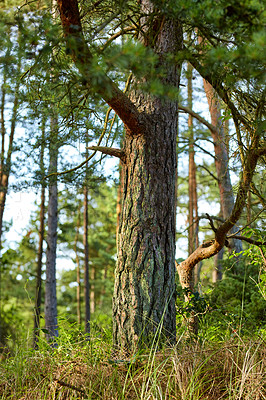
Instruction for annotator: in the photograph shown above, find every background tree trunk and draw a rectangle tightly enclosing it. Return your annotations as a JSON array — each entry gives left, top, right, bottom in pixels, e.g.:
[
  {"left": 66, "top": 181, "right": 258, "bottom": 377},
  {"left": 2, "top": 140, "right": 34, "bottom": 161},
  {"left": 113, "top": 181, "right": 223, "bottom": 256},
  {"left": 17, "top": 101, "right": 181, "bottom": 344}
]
[
  {"left": 75, "top": 204, "right": 81, "bottom": 325},
  {"left": 33, "top": 120, "right": 46, "bottom": 348},
  {"left": 45, "top": 114, "right": 59, "bottom": 343},
  {"left": 83, "top": 141, "right": 90, "bottom": 336},
  {"left": 187, "top": 62, "right": 198, "bottom": 335},
  {"left": 202, "top": 79, "right": 243, "bottom": 257}
]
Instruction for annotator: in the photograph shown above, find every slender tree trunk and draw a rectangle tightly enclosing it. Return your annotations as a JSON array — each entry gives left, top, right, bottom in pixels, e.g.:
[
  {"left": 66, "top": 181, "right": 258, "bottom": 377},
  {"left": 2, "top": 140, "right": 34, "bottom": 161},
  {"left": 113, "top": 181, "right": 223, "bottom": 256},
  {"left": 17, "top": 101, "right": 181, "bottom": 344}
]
[
  {"left": 0, "top": 71, "right": 20, "bottom": 249},
  {"left": 33, "top": 122, "right": 46, "bottom": 348},
  {"left": 83, "top": 141, "right": 90, "bottom": 336},
  {"left": 186, "top": 62, "right": 198, "bottom": 335},
  {"left": 75, "top": 204, "right": 81, "bottom": 325},
  {"left": 213, "top": 208, "right": 224, "bottom": 283},
  {"left": 45, "top": 114, "right": 59, "bottom": 343},
  {"left": 0, "top": 45, "right": 21, "bottom": 344},
  {"left": 45, "top": 0, "right": 59, "bottom": 344},
  {"left": 202, "top": 79, "right": 243, "bottom": 256},
  {"left": 213, "top": 249, "right": 224, "bottom": 282},
  {"left": 90, "top": 266, "right": 95, "bottom": 314}
]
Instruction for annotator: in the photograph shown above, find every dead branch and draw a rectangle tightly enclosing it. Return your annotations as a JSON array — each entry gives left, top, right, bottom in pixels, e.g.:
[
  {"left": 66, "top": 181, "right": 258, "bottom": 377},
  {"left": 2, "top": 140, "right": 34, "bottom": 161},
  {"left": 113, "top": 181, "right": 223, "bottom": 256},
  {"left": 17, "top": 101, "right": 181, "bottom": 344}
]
[{"left": 88, "top": 146, "right": 126, "bottom": 161}]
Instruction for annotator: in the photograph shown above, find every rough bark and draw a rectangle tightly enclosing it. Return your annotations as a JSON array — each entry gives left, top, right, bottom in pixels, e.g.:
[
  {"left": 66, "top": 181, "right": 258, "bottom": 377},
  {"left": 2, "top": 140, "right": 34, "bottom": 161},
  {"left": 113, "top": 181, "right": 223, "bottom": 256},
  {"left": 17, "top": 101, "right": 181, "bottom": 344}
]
[
  {"left": 113, "top": 8, "right": 182, "bottom": 350},
  {"left": 45, "top": 115, "right": 59, "bottom": 343}
]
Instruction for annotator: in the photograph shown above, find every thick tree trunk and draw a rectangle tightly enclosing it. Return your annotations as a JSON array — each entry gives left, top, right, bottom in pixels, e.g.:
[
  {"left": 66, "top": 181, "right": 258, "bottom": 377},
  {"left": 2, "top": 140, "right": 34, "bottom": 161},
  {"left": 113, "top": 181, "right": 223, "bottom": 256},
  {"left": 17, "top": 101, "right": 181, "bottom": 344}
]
[
  {"left": 113, "top": 7, "right": 182, "bottom": 350},
  {"left": 45, "top": 115, "right": 59, "bottom": 343}
]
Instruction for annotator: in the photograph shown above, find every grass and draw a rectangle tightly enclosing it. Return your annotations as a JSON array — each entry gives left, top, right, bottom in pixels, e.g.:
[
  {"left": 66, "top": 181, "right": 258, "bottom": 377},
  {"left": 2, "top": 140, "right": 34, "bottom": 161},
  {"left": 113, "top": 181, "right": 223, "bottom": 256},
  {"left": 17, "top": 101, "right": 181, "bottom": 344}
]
[{"left": 0, "top": 324, "right": 265, "bottom": 400}]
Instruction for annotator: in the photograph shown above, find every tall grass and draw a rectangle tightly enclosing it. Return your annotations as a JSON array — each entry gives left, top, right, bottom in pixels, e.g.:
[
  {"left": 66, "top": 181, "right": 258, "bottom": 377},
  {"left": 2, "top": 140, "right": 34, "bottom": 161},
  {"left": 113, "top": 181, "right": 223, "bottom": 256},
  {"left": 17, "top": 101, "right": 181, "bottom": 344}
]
[{"left": 0, "top": 321, "right": 265, "bottom": 400}]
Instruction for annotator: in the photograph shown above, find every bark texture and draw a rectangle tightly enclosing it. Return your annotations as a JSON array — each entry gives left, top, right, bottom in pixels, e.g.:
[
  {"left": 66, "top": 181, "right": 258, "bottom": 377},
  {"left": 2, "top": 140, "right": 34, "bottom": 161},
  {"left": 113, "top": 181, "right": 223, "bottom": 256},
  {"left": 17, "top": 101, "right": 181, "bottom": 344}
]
[
  {"left": 45, "top": 116, "right": 59, "bottom": 343},
  {"left": 113, "top": 4, "right": 182, "bottom": 350}
]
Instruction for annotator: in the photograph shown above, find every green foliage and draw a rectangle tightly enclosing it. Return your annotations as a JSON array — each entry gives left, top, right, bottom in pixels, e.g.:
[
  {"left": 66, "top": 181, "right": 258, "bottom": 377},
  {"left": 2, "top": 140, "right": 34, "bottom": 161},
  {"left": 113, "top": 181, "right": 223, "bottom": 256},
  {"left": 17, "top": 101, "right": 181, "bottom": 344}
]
[{"left": 200, "top": 257, "right": 266, "bottom": 341}]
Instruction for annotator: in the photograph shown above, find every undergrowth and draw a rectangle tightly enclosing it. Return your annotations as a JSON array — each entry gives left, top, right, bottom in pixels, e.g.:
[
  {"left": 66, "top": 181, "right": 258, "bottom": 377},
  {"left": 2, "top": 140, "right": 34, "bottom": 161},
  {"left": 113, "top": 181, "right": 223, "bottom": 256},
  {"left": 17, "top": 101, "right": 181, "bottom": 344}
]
[{"left": 0, "top": 321, "right": 265, "bottom": 400}]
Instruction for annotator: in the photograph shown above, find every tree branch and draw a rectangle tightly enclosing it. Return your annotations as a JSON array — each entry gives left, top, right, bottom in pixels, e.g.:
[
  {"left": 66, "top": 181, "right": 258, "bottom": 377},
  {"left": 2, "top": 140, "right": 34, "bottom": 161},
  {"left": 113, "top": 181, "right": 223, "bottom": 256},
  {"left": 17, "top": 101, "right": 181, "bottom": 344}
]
[
  {"left": 56, "top": 0, "right": 145, "bottom": 135},
  {"left": 228, "top": 235, "right": 266, "bottom": 247},
  {"left": 183, "top": 46, "right": 251, "bottom": 133},
  {"left": 101, "top": 26, "right": 135, "bottom": 51},
  {"left": 178, "top": 132, "right": 263, "bottom": 274},
  {"left": 193, "top": 143, "right": 216, "bottom": 160},
  {"left": 198, "top": 165, "right": 219, "bottom": 182},
  {"left": 179, "top": 105, "right": 217, "bottom": 134},
  {"left": 88, "top": 146, "right": 126, "bottom": 161}
]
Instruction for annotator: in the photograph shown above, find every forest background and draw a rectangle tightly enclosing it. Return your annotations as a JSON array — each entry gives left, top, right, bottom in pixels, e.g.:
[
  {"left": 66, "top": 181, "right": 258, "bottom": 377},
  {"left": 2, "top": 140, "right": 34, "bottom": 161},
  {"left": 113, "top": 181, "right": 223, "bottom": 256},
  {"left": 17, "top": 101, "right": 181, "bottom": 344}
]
[{"left": 0, "top": 0, "right": 265, "bottom": 398}]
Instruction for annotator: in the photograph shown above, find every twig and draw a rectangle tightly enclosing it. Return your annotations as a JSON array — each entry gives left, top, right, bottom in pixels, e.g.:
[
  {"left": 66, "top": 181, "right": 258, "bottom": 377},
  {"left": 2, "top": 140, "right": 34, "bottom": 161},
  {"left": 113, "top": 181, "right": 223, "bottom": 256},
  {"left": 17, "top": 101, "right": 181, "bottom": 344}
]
[
  {"left": 198, "top": 165, "right": 219, "bottom": 182},
  {"left": 206, "top": 213, "right": 217, "bottom": 233},
  {"left": 227, "top": 235, "right": 266, "bottom": 247},
  {"left": 227, "top": 207, "right": 266, "bottom": 237}
]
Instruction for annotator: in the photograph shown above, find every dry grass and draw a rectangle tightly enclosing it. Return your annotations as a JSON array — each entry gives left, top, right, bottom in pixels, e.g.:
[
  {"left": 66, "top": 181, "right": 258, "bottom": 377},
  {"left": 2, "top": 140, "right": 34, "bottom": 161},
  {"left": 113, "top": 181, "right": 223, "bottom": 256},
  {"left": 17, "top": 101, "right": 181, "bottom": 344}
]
[{"left": 0, "top": 335, "right": 265, "bottom": 400}]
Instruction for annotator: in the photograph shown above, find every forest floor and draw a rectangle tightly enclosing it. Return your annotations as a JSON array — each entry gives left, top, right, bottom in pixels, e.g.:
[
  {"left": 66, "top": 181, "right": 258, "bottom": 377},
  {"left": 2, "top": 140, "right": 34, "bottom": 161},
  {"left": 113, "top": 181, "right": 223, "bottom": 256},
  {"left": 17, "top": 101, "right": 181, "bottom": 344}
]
[{"left": 0, "top": 328, "right": 265, "bottom": 400}]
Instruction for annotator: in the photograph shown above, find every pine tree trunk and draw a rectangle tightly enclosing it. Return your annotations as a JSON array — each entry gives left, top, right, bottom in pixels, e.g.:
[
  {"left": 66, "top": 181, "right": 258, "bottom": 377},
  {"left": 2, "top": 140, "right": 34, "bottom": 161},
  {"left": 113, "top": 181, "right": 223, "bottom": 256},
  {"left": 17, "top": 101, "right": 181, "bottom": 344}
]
[
  {"left": 33, "top": 122, "right": 46, "bottom": 348},
  {"left": 184, "top": 62, "right": 198, "bottom": 336},
  {"left": 0, "top": 48, "right": 20, "bottom": 344},
  {"left": 113, "top": 4, "right": 182, "bottom": 350},
  {"left": 75, "top": 204, "right": 81, "bottom": 325},
  {"left": 83, "top": 141, "right": 90, "bottom": 336},
  {"left": 90, "top": 266, "right": 95, "bottom": 314},
  {"left": 45, "top": 115, "right": 58, "bottom": 343}
]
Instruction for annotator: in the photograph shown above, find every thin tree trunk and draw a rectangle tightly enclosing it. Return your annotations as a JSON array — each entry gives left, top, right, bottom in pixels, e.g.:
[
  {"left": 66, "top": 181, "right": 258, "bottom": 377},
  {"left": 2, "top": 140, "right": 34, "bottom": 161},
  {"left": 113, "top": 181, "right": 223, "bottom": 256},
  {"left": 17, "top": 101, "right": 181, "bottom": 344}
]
[
  {"left": 202, "top": 77, "right": 243, "bottom": 256},
  {"left": 45, "top": 114, "right": 59, "bottom": 343},
  {"left": 44, "top": 0, "right": 59, "bottom": 344},
  {"left": 83, "top": 140, "right": 90, "bottom": 336},
  {"left": 0, "top": 44, "right": 21, "bottom": 344},
  {"left": 187, "top": 62, "right": 198, "bottom": 335},
  {"left": 75, "top": 203, "right": 81, "bottom": 325},
  {"left": 213, "top": 249, "right": 224, "bottom": 282},
  {"left": 90, "top": 266, "right": 95, "bottom": 314},
  {"left": 33, "top": 121, "right": 46, "bottom": 348},
  {"left": 0, "top": 68, "right": 20, "bottom": 249}
]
